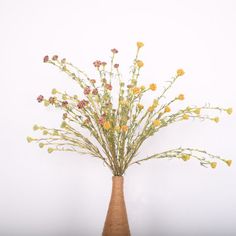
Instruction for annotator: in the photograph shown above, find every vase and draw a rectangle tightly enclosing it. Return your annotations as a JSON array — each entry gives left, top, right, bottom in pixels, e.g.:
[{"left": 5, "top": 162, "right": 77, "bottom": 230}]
[{"left": 102, "top": 176, "right": 131, "bottom": 236}]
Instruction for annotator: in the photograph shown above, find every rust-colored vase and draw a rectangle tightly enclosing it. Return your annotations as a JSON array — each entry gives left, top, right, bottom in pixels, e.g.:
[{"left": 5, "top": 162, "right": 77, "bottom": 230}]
[{"left": 102, "top": 176, "right": 131, "bottom": 236}]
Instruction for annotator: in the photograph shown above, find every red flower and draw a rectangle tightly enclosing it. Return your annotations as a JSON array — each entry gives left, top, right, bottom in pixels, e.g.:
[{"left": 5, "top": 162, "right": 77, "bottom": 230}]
[
  {"left": 111, "top": 48, "right": 118, "bottom": 54},
  {"left": 84, "top": 86, "right": 91, "bottom": 95},
  {"left": 105, "top": 84, "right": 112, "bottom": 90},
  {"left": 37, "top": 95, "right": 44, "bottom": 102},
  {"left": 90, "top": 79, "right": 96, "bottom": 84},
  {"left": 43, "top": 56, "right": 49, "bottom": 63},
  {"left": 93, "top": 60, "right": 102, "bottom": 68},
  {"left": 114, "top": 63, "right": 119, "bottom": 68},
  {"left": 52, "top": 55, "right": 58, "bottom": 60},
  {"left": 92, "top": 88, "right": 98, "bottom": 95},
  {"left": 49, "top": 97, "right": 56, "bottom": 104},
  {"left": 62, "top": 101, "right": 68, "bottom": 107}
]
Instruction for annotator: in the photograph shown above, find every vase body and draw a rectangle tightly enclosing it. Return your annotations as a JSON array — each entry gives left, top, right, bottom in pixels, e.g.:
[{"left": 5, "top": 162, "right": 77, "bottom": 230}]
[{"left": 102, "top": 176, "right": 131, "bottom": 236}]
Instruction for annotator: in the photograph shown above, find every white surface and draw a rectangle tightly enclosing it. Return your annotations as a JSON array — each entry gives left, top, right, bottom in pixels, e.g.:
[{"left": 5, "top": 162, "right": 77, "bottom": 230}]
[{"left": 1, "top": 0, "right": 236, "bottom": 235}]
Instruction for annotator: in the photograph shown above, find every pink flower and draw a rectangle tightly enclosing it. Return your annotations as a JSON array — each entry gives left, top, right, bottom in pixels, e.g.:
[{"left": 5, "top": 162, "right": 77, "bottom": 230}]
[
  {"left": 52, "top": 55, "right": 58, "bottom": 60},
  {"left": 111, "top": 48, "right": 118, "bottom": 54},
  {"left": 77, "top": 99, "right": 88, "bottom": 109},
  {"left": 61, "top": 58, "right": 66, "bottom": 64},
  {"left": 93, "top": 60, "right": 102, "bottom": 68},
  {"left": 114, "top": 64, "right": 119, "bottom": 68},
  {"left": 37, "top": 95, "right": 44, "bottom": 102},
  {"left": 92, "top": 88, "right": 98, "bottom": 95},
  {"left": 43, "top": 56, "right": 49, "bottom": 63},
  {"left": 84, "top": 86, "right": 91, "bottom": 95},
  {"left": 105, "top": 84, "right": 112, "bottom": 90},
  {"left": 98, "top": 116, "right": 105, "bottom": 125}
]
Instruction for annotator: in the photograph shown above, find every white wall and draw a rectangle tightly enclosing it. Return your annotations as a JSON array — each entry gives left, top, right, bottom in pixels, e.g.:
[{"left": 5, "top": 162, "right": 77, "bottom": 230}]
[{"left": 1, "top": 0, "right": 236, "bottom": 235}]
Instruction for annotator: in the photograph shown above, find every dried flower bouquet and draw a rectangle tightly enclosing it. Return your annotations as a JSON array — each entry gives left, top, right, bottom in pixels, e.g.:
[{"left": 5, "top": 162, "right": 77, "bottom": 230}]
[{"left": 27, "top": 42, "right": 232, "bottom": 176}]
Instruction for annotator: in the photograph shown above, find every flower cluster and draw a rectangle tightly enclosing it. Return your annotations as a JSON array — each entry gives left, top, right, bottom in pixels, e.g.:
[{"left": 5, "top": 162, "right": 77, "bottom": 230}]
[{"left": 27, "top": 42, "right": 233, "bottom": 176}]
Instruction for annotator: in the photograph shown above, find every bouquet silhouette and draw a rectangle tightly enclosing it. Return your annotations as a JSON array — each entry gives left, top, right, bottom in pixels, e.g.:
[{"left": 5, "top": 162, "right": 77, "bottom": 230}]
[{"left": 27, "top": 42, "right": 232, "bottom": 176}]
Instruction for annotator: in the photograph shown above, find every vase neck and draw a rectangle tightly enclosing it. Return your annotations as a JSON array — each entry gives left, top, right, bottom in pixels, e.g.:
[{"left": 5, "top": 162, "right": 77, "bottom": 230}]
[{"left": 112, "top": 176, "right": 124, "bottom": 194}]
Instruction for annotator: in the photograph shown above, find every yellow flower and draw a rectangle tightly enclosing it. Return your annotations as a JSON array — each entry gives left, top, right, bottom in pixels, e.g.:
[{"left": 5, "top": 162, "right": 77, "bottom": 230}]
[
  {"left": 137, "top": 103, "right": 144, "bottom": 110},
  {"left": 43, "top": 130, "right": 48, "bottom": 135},
  {"left": 164, "top": 106, "right": 171, "bottom": 113},
  {"left": 182, "top": 114, "right": 189, "bottom": 120},
  {"left": 177, "top": 69, "right": 185, "bottom": 77},
  {"left": 193, "top": 108, "right": 201, "bottom": 115},
  {"left": 33, "top": 124, "right": 39, "bottom": 131},
  {"left": 182, "top": 154, "right": 190, "bottom": 161},
  {"left": 225, "top": 107, "right": 233, "bottom": 115},
  {"left": 26, "top": 136, "right": 33, "bottom": 143},
  {"left": 114, "top": 126, "right": 120, "bottom": 132},
  {"left": 39, "top": 143, "right": 44, "bottom": 148},
  {"left": 152, "top": 99, "right": 159, "bottom": 108},
  {"left": 121, "top": 125, "right": 128, "bottom": 132},
  {"left": 210, "top": 162, "right": 217, "bottom": 169},
  {"left": 148, "top": 106, "right": 155, "bottom": 112},
  {"left": 137, "top": 42, "right": 144, "bottom": 49},
  {"left": 103, "top": 121, "right": 111, "bottom": 130},
  {"left": 132, "top": 87, "right": 141, "bottom": 94},
  {"left": 149, "top": 83, "right": 157, "bottom": 91},
  {"left": 140, "top": 85, "right": 146, "bottom": 90},
  {"left": 48, "top": 148, "right": 54, "bottom": 154},
  {"left": 178, "top": 94, "right": 185, "bottom": 100},
  {"left": 136, "top": 60, "right": 144, "bottom": 68},
  {"left": 152, "top": 119, "right": 161, "bottom": 127},
  {"left": 44, "top": 100, "right": 50, "bottom": 106},
  {"left": 225, "top": 160, "right": 232, "bottom": 167},
  {"left": 51, "top": 88, "right": 58, "bottom": 95},
  {"left": 212, "top": 117, "right": 220, "bottom": 123},
  {"left": 120, "top": 100, "right": 129, "bottom": 106}
]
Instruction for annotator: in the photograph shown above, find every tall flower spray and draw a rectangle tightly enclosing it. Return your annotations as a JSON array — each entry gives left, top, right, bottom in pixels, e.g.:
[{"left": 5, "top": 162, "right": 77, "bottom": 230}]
[{"left": 27, "top": 42, "right": 233, "bottom": 176}]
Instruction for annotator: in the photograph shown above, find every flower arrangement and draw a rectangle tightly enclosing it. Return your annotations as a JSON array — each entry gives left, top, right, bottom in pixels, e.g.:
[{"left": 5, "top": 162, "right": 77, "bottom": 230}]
[{"left": 27, "top": 42, "right": 233, "bottom": 176}]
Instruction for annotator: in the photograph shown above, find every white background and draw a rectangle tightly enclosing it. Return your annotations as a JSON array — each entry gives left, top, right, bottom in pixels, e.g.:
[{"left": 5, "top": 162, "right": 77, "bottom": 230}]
[{"left": 1, "top": 0, "right": 236, "bottom": 235}]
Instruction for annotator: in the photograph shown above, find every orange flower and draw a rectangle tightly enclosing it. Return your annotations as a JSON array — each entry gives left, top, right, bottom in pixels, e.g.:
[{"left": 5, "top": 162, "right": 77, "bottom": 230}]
[
  {"left": 152, "top": 119, "right": 161, "bottom": 127},
  {"left": 177, "top": 69, "right": 185, "bottom": 77},
  {"left": 137, "top": 42, "right": 144, "bottom": 49},
  {"left": 149, "top": 83, "right": 157, "bottom": 91},
  {"left": 103, "top": 121, "right": 111, "bottom": 130},
  {"left": 178, "top": 94, "right": 185, "bottom": 100},
  {"left": 164, "top": 106, "right": 171, "bottom": 113},
  {"left": 121, "top": 125, "right": 128, "bottom": 132},
  {"left": 137, "top": 103, "right": 144, "bottom": 110},
  {"left": 132, "top": 87, "right": 141, "bottom": 94},
  {"left": 148, "top": 106, "right": 155, "bottom": 112},
  {"left": 136, "top": 60, "right": 144, "bottom": 68},
  {"left": 225, "top": 160, "right": 232, "bottom": 167}
]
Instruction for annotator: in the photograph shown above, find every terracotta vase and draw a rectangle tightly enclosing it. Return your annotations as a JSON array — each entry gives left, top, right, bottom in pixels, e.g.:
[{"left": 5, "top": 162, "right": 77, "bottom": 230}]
[{"left": 102, "top": 176, "right": 131, "bottom": 236}]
